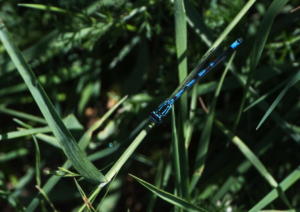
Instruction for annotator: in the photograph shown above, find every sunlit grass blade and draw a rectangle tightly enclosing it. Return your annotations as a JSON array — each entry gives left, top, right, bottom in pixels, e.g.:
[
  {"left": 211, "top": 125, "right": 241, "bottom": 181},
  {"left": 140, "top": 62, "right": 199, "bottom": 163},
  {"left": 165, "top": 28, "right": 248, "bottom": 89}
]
[
  {"left": 256, "top": 70, "right": 300, "bottom": 129},
  {"left": 18, "top": 4, "right": 68, "bottom": 13},
  {"left": 130, "top": 174, "right": 207, "bottom": 212},
  {"left": 18, "top": 3, "right": 93, "bottom": 22},
  {"left": 78, "top": 120, "right": 152, "bottom": 212},
  {"left": 249, "top": 166, "right": 300, "bottom": 212},
  {"left": 105, "top": 121, "right": 151, "bottom": 182}
]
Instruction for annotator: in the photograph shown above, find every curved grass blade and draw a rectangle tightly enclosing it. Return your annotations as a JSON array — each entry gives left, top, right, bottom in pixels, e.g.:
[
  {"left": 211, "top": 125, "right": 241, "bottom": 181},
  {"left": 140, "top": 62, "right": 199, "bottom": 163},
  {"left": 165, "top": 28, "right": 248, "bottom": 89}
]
[
  {"left": 0, "top": 19, "right": 106, "bottom": 183},
  {"left": 130, "top": 174, "right": 207, "bottom": 212},
  {"left": 256, "top": 70, "right": 300, "bottom": 129}
]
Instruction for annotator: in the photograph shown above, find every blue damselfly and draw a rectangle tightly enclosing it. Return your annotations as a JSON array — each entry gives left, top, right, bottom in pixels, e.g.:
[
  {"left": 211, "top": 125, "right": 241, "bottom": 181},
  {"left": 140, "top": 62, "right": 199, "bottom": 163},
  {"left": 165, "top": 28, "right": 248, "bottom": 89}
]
[{"left": 150, "top": 38, "right": 243, "bottom": 124}]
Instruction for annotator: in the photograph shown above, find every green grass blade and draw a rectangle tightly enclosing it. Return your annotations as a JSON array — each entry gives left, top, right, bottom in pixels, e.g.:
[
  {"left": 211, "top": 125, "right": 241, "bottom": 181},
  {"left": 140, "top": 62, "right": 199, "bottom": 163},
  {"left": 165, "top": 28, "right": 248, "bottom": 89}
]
[
  {"left": 168, "top": 0, "right": 255, "bottom": 102},
  {"left": 0, "top": 148, "right": 28, "bottom": 162},
  {"left": 130, "top": 174, "right": 207, "bottom": 212},
  {"left": 250, "top": 0, "right": 290, "bottom": 71},
  {"left": 146, "top": 159, "right": 165, "bottom": 212},
  {"left": 78, "top": 95, "right": 128, "bottom": 149},
  {"left": 0, "top": 106, "right": 46, "bottom": 124},
  {"left": 171, "top": 108, "right": 189, "bottom": 198},
  {"left": 184, "top": 0, "right": 212, "bottom": 46},
  {"left": 0, "top": 126, "right": 60, "bottom": 141},
  {"left": 174, "top": 0, "right": 188, "bottom": 140},
  {"left": 243, "top": 78, "right": 287, "bottom": 112},
  {"left": 234, "top": 0, "right": 289, "bottom": 129},
  {"left": 18, "top": 4, "right": 68, "bottom": 14},
  {"left": 109, "top": 36, "right": 140, "bottom": 69},
  {"left": 105, "top": 121, "right": 151, "bottom": 182},
  {"left": 202, "top": 0, "right": 256, "bottom": 61},
  {"left": 249, "top": 166, "right": 300, "bottom": 212},
  {"left": 230, "top": 65, "right": 300, "bottom": 143},
  {"left": 33, "top": 136, "right": 41, "bottom": 187},
  {"left": 78, "top": 120, "right": 152, "bottom": 212},
  {"left": 215, "top": 119, "right": 278, "bottom": 188},
  {"left": 74, "top": 178, "right": 96, "bottom": 212},
  {"left": 256, "top": 70, "right": 300, "bottom": 129},
  {"left": 0, "top": 19, "right": 105, "bottom": 183},
  {"left": 9, "top": 168, "right": 34, "bottom": 207}
]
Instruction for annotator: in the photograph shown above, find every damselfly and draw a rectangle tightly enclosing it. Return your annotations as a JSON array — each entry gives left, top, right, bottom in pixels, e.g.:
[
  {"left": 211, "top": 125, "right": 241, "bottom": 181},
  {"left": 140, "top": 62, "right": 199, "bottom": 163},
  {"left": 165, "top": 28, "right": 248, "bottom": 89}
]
[{"left": 150, "top": 38, "right": 243, "bottom": 124}]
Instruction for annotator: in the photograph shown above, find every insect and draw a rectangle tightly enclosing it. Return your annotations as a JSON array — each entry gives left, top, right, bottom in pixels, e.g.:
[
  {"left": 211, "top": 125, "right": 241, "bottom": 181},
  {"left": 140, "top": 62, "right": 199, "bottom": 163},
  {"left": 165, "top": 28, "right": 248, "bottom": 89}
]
[{"left": 150, "top": 38, "right": 243, "bottom": 124}]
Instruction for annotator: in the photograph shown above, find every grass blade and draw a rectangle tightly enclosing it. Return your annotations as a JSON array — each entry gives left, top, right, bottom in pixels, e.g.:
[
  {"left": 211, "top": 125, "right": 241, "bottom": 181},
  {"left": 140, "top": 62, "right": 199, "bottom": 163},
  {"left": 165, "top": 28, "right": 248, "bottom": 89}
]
[
  {"left": 130, "top": 174, "right": 207, "bottom": 212},
  {"left": 0, "top": 106, "right": 46, "bottom": 124},
  {"left": 234, "top": 0, "right": 289, "bottom": 129},
  {"left": 26, "top": 96, "right": 127, "bottom": 211},
  {"left": 171, "top": 108, "right": 189, "bottom": 198},
  {"left": 18, "top": 4, "right": 68, "bottom": 14},
  {"left": 256, "top": 70, "right": 300, "bottom": 129},
  {"left": 78, "top": 120, "right": 151, "bottom": 211},
  {"left": 190, "top": 54, "right": 235, "bottom": 191},
  {"left": 249, "top": 166, "right": 300, "bottom": 212},
  {"left": 0, "top": 19, "right": 105, "bottom": 183},
  {"left": 174, "top": 0, "right": 189, "bottom": 143},
  {"left": 215, "top": 119, "right": 278, "bottom": 188}
]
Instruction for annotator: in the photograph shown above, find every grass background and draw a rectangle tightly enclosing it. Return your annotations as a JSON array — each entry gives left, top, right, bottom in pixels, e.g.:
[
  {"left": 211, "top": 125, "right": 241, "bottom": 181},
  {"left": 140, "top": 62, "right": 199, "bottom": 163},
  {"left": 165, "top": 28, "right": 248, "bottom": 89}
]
[{"left": 0, "top": 0, "right": 300, "bottom": 211}]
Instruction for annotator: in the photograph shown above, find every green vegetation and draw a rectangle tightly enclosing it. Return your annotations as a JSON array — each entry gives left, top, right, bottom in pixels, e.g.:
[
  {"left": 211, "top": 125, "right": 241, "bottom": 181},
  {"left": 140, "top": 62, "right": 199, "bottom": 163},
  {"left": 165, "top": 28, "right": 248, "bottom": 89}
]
[{"left": 0, "top": 0, "right": 299, "bottom": 211}]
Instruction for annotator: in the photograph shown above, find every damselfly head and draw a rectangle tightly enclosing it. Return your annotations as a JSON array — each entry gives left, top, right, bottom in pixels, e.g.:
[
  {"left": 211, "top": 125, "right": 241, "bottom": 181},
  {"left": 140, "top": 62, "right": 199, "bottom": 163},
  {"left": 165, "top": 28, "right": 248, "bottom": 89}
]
[{"left": 230, "top": 38, "right": 243, "bottom": 49}]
